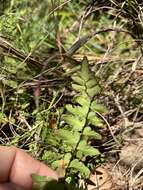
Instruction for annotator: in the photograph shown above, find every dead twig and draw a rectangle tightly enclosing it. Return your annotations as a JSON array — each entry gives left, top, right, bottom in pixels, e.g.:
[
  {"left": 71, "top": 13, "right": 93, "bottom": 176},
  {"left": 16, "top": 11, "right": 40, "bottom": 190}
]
[
  {"left": 0, "top": 38, "right": 42, "bottom": 68},
  {"left": 66, "top": 27, "right": 132, "bottom": 56}
]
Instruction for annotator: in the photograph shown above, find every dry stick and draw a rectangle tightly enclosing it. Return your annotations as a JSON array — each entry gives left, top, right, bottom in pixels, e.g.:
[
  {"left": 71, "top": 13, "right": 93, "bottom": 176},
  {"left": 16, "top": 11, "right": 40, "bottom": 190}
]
[
  {"left": 0, "top": 38, "right": 42, "bottom": 68},
  {"left": 0, "top": 28, "right": 133, "bottom": 83},
  {"left": 77, "top": 5, "right": 93, "bottom": 39},
  {"left": 0, "top": 28, "right": 131, "bottom": 69},
  {"left": 114, "top": 94, "right": 126, "bottom": 119},
  {"left": 95, "top": 111, "right": 121, "bottom": 146},
  {"left": 120, "top": 54, "right": 143, "bottom": 90},
  {"left": 47, "top": 0, "right": 72, "bottom": 17},
  {"left": 66, "top": 28, "right": 132, "bottom": 56}
]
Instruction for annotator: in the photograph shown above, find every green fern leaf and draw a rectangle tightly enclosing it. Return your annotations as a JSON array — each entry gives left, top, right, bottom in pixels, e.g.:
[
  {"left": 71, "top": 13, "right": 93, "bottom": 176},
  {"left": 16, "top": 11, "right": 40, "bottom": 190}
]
[
  {"left": 80, "top": 146, "right": 100, "bottom": 157},
  {"left": 72, "top": 76, "right": 85, "bottom": 85},
  {"left": 42, "top": 151, "right": 60, "bottom": 164},
  {"left": 66, "top": 104, "right": 88, "bottom": 117},
  {"left": 31, "top": 174, "right": 49, "bottom": 183},
  {"left": 77, "top": 140, "right": 100, "bottom": 156},
  {"left": 72, "top": 84, "right": 86, "bottom": 92},
  {"left": 31, "top": 174, "right": 51, "bottom": 190},
  {"left": 86, "top": 78, "right": 97, "bottom": 88},
  {"left": 58, "top": 129, "right": 79, "bottom": 145},
  {"left": 64, "top": 153, "right": 72, "bottom": 163},
  {"left": 75, "top": 94, "right": 90, "bottom": 107},
  {"left": 76, "top": 150, "right": 83, "bottom": 159},
  {"left": 91, "top": 101, "right": 107, "bottom": 113},
  {"left": 88, "top": 112, "right": 103, "bottom": 127},
  {"left": 80, "top": 56, "right": 90, "bottom": 82},
  {"left": 69, "top": 159, "right": 90, "bottom": 177},
  {"left": 62, "top": 115, "right": 85, "bottom": 130},
  {"left": 83, "top": 127, "right": 102, "bottom": 140},
  {"left": 87, "top": 85, "right": 101, "bottom": 98}
]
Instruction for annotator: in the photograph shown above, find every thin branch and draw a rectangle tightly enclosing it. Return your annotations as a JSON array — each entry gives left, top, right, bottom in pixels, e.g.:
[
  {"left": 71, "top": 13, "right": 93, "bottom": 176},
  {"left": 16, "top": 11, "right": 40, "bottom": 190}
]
[
  {"left": 0, "top": 38, "right": 42, "bottom": 68},
  {"left": 95, "top": 111, "right": 121, "bottom": 146},
  {"left": 66, "top": 28, "right": 132, "bottom": 56}
]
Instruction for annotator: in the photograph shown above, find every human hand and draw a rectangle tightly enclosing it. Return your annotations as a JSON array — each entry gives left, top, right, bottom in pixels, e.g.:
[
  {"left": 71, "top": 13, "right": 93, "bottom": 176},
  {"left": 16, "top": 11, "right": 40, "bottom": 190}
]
[{"left": 0, "top": 146, "right": 58, "bottom": 190}]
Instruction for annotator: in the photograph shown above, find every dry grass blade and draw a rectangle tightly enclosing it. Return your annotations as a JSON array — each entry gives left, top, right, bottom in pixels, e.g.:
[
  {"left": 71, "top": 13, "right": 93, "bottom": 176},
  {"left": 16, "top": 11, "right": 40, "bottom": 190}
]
[{"left": 0, "top": 38, "right": 42, "bottom": 68}]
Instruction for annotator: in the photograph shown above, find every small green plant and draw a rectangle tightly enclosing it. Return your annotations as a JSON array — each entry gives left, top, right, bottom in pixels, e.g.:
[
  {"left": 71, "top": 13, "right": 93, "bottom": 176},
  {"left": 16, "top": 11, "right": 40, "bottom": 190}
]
[
  {"left": 31, "top": 174, "right": 81, "bottom": 190},
  {"left": 40, "top": 57, "right": 107, "bottom": 189}
]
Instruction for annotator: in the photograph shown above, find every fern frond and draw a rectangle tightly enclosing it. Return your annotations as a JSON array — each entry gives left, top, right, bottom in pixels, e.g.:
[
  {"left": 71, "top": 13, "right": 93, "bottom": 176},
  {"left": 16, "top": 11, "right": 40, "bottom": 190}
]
[
  {"left": 59, "top": 57, "right": 106, "bottom": 178},
  {"left": 41, "top": 57, "right": 107, "bottom": 182}
]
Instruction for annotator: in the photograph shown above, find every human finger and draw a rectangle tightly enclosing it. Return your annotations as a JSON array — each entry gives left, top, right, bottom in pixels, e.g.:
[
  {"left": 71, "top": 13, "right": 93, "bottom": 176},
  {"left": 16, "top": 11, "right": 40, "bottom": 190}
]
[
  {"left": 0, "top": 182, "right": 23, "bottom": 190},
  {"left": 0, "top": 146, "right": 58, "bottom": 190}
]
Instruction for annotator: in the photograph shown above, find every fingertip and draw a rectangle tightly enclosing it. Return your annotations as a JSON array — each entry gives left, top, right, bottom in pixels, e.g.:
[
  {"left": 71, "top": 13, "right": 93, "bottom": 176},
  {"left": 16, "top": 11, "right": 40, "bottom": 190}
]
[
  {"left": 10, "top": 148, "right": 58, "bottom": 190},
  {"left": 0, "top": 146, "right": 17, "bottom": 182},
  {"left": 0, "top": 146, "right": 58, "bottom": 190}
]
